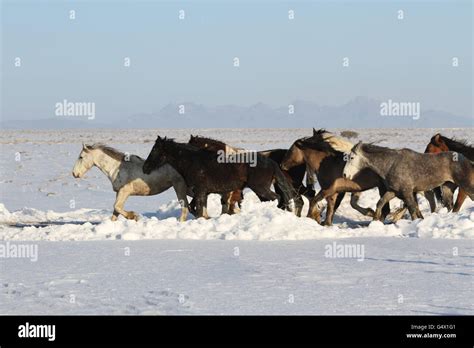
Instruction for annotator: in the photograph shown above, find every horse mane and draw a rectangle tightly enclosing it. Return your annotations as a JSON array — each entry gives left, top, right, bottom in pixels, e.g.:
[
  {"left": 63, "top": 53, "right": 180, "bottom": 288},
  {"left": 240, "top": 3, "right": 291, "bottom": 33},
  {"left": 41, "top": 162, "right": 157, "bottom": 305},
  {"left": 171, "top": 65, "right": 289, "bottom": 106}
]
[
  {"left": 301, "top": 129, "right": 353, "bottom": 154},
  {"left": 161, "top": 137, "right": 201, "bottom": 153},
  {"left": 190, "top": 135, "right": 243, "bottom": 152},
  {"left": 438, "top": 135, "right": 474, "bottom": 160},
  {"left": 190, "top": 135, "right": 227, "bottom": 147},
  {"left": 88, "top": 143, "right": 127, "bottom": 161},
  {"left": 360, "top": 143, "right": 397, "bottom": 154}
]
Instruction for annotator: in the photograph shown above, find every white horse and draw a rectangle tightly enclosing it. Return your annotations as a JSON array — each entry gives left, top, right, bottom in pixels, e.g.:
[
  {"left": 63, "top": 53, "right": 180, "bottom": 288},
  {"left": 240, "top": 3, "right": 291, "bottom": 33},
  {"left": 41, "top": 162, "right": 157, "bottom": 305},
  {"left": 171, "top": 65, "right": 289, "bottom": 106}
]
[{"left": 72, "top": 144, "right": 190, "bottom": 221}]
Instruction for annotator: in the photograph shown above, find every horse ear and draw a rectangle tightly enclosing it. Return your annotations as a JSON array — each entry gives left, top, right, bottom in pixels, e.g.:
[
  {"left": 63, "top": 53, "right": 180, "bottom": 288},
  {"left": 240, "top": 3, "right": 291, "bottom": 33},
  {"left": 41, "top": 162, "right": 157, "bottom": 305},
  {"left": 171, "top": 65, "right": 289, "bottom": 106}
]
[
  {"left": 313, "top": 128, "right": 317, "bottom": 136},
  {"left": 434, "top": 134, "right": 442, "bottom": 144},
  {"left": 352, "top": 141, "right": 362, "bottom": 152},
  {"left": 83, "top": 143, "right": 90, "bottom": 152}
]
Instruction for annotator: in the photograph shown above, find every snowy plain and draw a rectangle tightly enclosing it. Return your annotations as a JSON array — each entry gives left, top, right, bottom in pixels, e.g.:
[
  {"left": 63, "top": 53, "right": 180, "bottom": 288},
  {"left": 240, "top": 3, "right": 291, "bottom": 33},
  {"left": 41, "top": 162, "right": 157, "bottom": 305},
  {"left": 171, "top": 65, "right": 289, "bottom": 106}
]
[{"left": 0, "top": 128, "right": 473, "bottom": 314}]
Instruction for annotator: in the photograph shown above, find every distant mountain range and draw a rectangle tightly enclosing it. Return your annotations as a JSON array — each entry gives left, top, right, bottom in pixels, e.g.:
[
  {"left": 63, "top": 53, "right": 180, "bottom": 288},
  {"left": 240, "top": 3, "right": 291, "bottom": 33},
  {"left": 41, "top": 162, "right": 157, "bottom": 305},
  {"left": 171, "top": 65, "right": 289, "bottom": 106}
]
[{"left": 2, "top": 97, "right": 472, "bottom": 129}]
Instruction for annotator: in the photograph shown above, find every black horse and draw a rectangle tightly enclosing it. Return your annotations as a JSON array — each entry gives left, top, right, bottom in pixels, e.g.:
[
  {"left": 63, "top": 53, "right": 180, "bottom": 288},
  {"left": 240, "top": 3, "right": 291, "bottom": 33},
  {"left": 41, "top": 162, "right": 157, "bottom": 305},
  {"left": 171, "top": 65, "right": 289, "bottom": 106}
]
[
  {"left": 188, "top": 135, "right": 309, "bottom": 216},
  {"left": 257, "top": 149, "right": 314, "bottom": 216},
  {"left": 143, "top": 136, "right": 299, "bottom": 218}
]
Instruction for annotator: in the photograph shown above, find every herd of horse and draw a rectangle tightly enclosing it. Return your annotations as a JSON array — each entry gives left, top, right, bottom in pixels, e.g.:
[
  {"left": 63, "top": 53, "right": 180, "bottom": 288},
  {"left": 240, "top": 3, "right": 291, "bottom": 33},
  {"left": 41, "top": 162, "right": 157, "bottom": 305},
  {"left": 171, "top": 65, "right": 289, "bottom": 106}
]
[{"left": 72, "top": 129, "right": 474, "bottom": 226}]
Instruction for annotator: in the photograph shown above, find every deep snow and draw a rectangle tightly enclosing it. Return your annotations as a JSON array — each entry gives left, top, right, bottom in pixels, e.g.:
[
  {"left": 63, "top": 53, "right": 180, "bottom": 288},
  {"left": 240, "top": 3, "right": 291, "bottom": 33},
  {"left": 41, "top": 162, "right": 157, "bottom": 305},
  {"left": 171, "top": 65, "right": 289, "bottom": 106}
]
[{"left": 0, "top": 128, "right": 473, "bottom": 314}]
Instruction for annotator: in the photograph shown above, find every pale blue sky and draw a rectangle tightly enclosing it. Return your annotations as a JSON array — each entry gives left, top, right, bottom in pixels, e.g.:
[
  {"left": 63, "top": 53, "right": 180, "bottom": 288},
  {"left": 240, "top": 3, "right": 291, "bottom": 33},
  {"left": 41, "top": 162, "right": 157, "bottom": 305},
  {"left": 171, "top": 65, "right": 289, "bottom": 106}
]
[{"left": 1, "top": 0, "right": 472, "bottom": 122}]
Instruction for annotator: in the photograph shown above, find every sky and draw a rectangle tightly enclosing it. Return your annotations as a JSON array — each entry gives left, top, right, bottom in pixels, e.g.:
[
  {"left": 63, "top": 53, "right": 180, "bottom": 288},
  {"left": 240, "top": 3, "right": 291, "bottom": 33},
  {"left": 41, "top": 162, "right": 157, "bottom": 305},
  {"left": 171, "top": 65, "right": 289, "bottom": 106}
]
[{"left": 1, "top": 0, "right": 473, "bottom": 124}]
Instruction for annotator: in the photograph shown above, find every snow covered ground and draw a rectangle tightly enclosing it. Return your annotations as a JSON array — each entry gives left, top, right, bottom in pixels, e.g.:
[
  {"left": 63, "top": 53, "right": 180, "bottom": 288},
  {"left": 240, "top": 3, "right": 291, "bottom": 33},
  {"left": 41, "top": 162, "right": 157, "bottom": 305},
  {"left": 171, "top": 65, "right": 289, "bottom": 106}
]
[{"left": 0, "top": 128, "right": 473, "bottom": 314}]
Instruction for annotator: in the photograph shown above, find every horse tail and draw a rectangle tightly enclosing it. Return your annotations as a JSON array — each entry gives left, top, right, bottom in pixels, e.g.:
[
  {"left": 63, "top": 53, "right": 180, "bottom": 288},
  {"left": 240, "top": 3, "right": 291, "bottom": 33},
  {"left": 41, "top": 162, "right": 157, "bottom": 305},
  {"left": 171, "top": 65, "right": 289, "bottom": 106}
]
[{"left": 272, "top": 163, "right": 299, "bottom": 213}]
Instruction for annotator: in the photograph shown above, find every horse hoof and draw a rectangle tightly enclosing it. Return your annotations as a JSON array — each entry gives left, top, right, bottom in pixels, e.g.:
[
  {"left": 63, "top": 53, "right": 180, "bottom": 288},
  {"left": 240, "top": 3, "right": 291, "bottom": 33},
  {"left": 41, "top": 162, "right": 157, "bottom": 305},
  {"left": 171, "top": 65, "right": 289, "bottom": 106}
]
[
  {"left": 111, "top": 215, "right": 118, "bottom": 221},
  {"left": 127, "top": 212, "right": 138, "bottom": 220},
  {"left": 366, "top": 209, "right": 375, "bottom": 218}
]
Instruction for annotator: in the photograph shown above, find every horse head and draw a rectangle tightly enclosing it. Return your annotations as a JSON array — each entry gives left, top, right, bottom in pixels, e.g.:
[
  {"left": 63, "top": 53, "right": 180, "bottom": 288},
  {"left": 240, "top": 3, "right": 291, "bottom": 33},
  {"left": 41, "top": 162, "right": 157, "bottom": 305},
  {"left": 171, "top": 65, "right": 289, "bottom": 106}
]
[
  {"left": 72, "top": 144, "right": 95, "bottom": 178},
  {"left": 343, "top": 141, "right": 365, "bottom": 180},
  {"left": 143, "top": 136, "right": 167, "bottom": 174}
]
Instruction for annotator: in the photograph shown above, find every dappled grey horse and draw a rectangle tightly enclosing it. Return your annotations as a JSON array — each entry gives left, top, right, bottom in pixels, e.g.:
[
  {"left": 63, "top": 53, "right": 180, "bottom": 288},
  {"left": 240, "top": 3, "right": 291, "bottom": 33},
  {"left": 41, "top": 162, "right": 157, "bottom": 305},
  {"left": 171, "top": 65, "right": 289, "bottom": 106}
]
[
  {"left": 343, "top": 142, "right": 474, "bottom": 221},
  {"left": 72, "top": 144, "right": 190, "bottom": 221}
]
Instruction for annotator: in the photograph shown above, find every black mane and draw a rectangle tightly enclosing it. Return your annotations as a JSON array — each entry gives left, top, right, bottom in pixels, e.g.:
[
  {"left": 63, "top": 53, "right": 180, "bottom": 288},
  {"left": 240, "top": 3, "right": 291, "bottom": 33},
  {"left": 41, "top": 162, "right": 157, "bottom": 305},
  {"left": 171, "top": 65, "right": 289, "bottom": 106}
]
[
  {"left": 160, "top": 137, "right": 201, "bottom": 153},
  {"left": 360, "top": 143, "right": 397, "bottom": 154},
  {"left": 439, "top": 135, "right": 474, "bottom": 160},
  {"left": 190, "top": 135, "right": 227, "bottom": 146},
  {"left": 299, "top": 129, "right": 342, "bottom": 155}
]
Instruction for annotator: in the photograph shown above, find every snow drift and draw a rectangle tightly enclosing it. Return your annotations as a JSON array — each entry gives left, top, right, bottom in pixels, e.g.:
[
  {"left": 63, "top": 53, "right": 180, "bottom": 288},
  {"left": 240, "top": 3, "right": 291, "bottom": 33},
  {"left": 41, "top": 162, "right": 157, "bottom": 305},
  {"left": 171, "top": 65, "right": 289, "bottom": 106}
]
[{"left": 1, "top": 191, "right": 473, "bottom": 242}]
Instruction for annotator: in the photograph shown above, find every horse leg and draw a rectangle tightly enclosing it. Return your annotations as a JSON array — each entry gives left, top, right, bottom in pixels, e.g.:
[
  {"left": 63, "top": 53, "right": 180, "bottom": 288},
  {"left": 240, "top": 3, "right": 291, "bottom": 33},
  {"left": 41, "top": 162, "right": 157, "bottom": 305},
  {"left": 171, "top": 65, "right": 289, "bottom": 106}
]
[
  {"left": 388, "top": 206, "right": 407, "bottom": 222},
  {"left": 220, "top": 193, "right": 230, "bottom": 215},
  {"left": 304, "top": 187, "right": 316, "bottom": 200},
  {"left": 305, "top": 166, "right": 316, "bottom": 197},
  {"left": 195, "top": 192, "right": 209, "bottom": 219},
  {"left": 307, "top": 195, "right": 322, "bottom": 224},
  {"left": 171, "top": 177, "right": 189, "bottom": 222},
  {"left": 453, "top": 188, "right": 467, "bottom": 212},
  {"left": 374, "top": 191, "right": 396, "bottom": 221},
  {"left": 323, "top": 193, "right": 342, "bottom": 226},
  {"left": 350, "top": 192, "right": 375, "bottom": 217},
  {"left": 440, "top": 183, "right": 456, "bottom": 211},
  {"left": 311, "top": 178, "right": 363, "bottom": 210},
  {"left": 303, "top": 184, "right": 316, "bottom": 200},
  {"left": 274, "top": 184, "right": 285, "bottom": 209},
  {"left": 334, "top": 192, "right": 344, "bottom": 211},
  {"left": 294, "top": 194, "right": 304, "bottom": 217},
  {"left": 377, "top": 186, "right": 391, "bottom": 220},
  {"left": 424, "top": 190, "right": 437, "bottom": 213},
  {"left": 401, "top": 191, "right": 423, "bottom": 220},
  {"left": 112, "top": 186, "right": 137, "bottom": 221},
  {"left": 311, "top": 178, "right": 350, "bottom": 204},
  {"left": 231, "top": 190, "right": 243, "bottom": 214},
  {"left": 414, "top": 192, "right": 424, "bottom": 219},
  {"left": 312, "top": 178, "right": 376, "bottom": 218},
  {"left": 188, "top": 198, "right": 197, "bottom": 216},
  {"left": 389, "top": 192, "right": 423, "bottom": 222}
]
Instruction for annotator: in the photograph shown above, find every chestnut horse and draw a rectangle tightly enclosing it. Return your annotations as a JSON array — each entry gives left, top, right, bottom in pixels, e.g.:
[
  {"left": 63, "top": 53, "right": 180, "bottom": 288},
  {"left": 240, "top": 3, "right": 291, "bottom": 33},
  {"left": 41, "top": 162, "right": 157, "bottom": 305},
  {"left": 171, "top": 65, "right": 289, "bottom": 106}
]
[
  {"left": 425, "top": 133, "right": 474, "bottom": 212},
  {"left": 281, "top": 129, "right": 390, "bottom": 225}
]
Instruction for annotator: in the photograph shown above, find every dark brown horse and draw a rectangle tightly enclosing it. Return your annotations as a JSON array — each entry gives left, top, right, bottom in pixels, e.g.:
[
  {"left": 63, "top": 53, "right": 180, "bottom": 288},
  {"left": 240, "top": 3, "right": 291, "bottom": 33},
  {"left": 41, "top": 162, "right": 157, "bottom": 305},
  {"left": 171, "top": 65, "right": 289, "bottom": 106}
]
[
  {"left": 259, "top": 149, "right": 316, "bottom": 214},
  {"left": 188, "top": 135, "right": 305, "bottom": 215},
  {"left": 187, "top": 135, "right": 242, "bottom": 214},
  {"left": 281, "top": 129, "right": 390, "bottom": 225},
  {"left": 425, "top": 133, "right": 474, "bottom": 212},
  {"left": 143, "top": 137, "right": 298, "bottom": 218}
]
